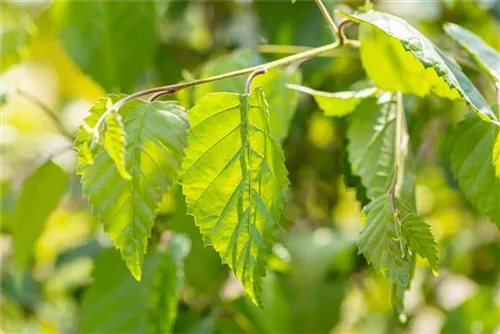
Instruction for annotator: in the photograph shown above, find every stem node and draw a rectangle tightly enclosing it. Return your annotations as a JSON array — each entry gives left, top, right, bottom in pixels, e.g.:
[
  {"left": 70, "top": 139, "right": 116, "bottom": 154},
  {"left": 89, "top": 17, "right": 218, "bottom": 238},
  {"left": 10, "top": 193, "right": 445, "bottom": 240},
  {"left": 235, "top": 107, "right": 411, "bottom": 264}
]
[{"left": 245, "top": 68, "right": 266, "bottom": 95}]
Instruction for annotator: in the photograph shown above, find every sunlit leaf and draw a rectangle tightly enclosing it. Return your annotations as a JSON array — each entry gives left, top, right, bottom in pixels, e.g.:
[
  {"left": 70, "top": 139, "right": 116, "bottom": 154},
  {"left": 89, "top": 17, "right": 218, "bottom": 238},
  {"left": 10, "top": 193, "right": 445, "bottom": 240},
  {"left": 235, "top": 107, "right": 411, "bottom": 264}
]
[
  {"left": 180, "top": 88, "right": 289, "bottom": 306},
  {"left": 80, "top": 235, "right": 190, "bottom": 333},
  {"left": 444, "top": 23, "right": 500, "bottom": 83},
  {"left": 449, "top": 116, "right": 500, "bottom": 227},
  {"left": 59, "top": 2, "right": 157, "bottom": 92},
  {"left": 252, "top": 69, "right": 301, "bottom": 142},
  {"left": 347, "top": 94, "right": 415, "bottom": 201},
  {"left": 12, "top": 161, "right": 68, "bottom": 269},
  {"left": 193, "top": 49, "right": 301, "bottom": 142},
  {"left": 75, "top": 95, "right": 189, "bottom": 279},
  {"left": 289, "top": 84, "right": 378, "bottom": 117},
  {"left": 103, "top": 99, "right": 131, "bottom": 180},
  {"left": 336, "top": 9, "right": 498, "bottom": 124}
]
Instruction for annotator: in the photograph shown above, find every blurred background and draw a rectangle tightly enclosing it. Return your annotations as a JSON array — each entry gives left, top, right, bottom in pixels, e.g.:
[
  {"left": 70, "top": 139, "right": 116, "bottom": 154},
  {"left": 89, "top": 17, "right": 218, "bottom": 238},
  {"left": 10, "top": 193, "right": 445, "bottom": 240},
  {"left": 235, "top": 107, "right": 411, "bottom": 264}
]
[{"left": 1, "top": 0, "right": 500, "bottom": 333}]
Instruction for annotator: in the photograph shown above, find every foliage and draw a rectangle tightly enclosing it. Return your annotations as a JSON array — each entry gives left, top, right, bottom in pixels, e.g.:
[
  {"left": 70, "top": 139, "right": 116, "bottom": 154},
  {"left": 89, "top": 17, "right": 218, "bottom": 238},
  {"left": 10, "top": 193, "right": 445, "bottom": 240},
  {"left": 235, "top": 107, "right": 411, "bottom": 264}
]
[{"left": 2, "top": 1, "right": 500, "bottom": 333}]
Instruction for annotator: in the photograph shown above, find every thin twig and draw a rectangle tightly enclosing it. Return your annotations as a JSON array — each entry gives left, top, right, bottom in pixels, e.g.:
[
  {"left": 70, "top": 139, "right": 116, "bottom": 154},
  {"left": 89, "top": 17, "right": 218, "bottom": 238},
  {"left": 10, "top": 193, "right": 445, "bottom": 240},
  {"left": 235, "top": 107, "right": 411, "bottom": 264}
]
[
  {"left": 337, "top": 19, "right": 353, "bottom": 46},
  {"left": 149, "top": 89, "right": 178, "bottom": 102},
  {"left": 92, "top": 41, "right": 342, "bottom": 134},
  {"left": 246, "top": 68, "right": 267, "bottom": 95},
  {"left": 314, "top": 0, "right": 339, "bottom": 38},
  {"left": 15, "top": 88, "right": 73, "bottom": 141}
]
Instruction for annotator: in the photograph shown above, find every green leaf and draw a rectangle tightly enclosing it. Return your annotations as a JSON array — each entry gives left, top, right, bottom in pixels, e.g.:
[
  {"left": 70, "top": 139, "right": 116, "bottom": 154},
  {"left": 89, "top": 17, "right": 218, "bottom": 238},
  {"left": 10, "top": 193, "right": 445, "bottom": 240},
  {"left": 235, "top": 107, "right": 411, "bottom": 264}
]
[
  {"left": 449, "top": 116, "right": 500, "bottom": 227},
  {"left": 193, "top": 49, "right": 301, "bottom": 142},
  {"left": 401, "top": 213, "right": 439, "bottom": 273},
  {"left": 193, "top": 49, "right": 262, "bottom": 101},
  {"left": 347, "top": 94, "right": 415, "bottom": 201},
  {"left": 336, "top": 9, "right": 498, "bottom": 124},
  {"left": 59, "top": 2, "right": 157, "bottom": 92},
  {"left": 103, "top": 99, "right": 131, "bottom": 180},
  {"left": 444, "top": 23, "right": 500, "bottom": 83},
  {"left": 180, "top": 88, "right": 289, "bottom": 306},
  {"left": 80, "top": 235, "right": 190, "bottom": 333},
  {"left": 359, "top": 195, "right": 411, "bottom": 287},
  {"left": 1, "top": 4, "right": 31, "bottom": 73},
  {"left": 75, "top": 95, "right": 189, "bottom": 280},
  {"left": 12, "top": 161, "right": 68, "bottom": 269},
  {"left": 252, "top": 69, "right": 301, "bottom": 142},
  {"left": 289, "top": 84, "right": 378, "bottom": 117}
]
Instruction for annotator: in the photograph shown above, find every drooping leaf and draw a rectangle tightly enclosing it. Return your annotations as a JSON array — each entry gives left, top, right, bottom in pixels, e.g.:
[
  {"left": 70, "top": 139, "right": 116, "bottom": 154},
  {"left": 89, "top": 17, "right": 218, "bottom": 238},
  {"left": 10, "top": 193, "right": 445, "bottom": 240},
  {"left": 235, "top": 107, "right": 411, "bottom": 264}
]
[
  {"left": 359, "top": 195, "right": 412, "bottom": 286},
  {"left": 103, "top": 99, "right": 131, "bottom": 180},
  {"left": 399, "top": 203, "right": 439, "bottom": 273},
  {"left": 193, "top": 49, "right": 302, "bottom": 142},
  {"left": 288, "top": 84, "right": 378, "bottom": 117},
  {"left": 80, "top": 235, "right": 190, "bottom": 333},
  {"left": 75, "top": 95, "right": 189, "bottom": 280},
  {"left": 58, "top": 2, "right": 157, "bottom": 92},
  {"left": 347, "top": 94, "right": 415, "bottom": 202},
  {"left": 180, "top": 88, "right": 289, "bottom": 306},
  {"left": 252, "top": 69, "right": 301, "bottom": 142},
  {"left": 444, "top": 23, "right": 500, "bottom": 83},
  {"left": 449, "top": 116, "right": 500, "bottom": 227},
  {"left": 12, "top": 160, "right": 68, "bottom": 269},
  {"left": 336, "top": 9, "right": 498, "bottom": 124}
]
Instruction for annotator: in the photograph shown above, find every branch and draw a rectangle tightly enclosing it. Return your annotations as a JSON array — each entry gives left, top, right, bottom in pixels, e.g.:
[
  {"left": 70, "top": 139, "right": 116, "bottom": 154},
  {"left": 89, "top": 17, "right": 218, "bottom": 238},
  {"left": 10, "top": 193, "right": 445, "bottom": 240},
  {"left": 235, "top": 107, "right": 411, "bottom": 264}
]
[
  {"left": 314, "top": 0, "right": 339, "bottom": 38},
  {"left": 91, "top": 41, "right": 343, "bottom": 135},
  {"left": 15, "top": 88, "right": 74, "bottom": 141}
]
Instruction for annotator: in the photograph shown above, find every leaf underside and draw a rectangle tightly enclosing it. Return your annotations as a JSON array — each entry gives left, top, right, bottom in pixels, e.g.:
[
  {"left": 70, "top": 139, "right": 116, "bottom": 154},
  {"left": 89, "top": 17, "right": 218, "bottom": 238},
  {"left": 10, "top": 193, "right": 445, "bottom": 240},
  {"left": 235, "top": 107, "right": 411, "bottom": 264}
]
[
  {"left": 75, "top": 95, "right": 189, "bottom": 280},
  {"left": 336, "top": 9, "right": 497, "bottom": 124},
  {"left": 180, "top": 88, "right": 289, "bottom": 307},
  {"left": 289, "top": 84, "right": 378, "bottom": 117},
  {"left": 347, "top": 94, "right": 415, "bottom": 202}
]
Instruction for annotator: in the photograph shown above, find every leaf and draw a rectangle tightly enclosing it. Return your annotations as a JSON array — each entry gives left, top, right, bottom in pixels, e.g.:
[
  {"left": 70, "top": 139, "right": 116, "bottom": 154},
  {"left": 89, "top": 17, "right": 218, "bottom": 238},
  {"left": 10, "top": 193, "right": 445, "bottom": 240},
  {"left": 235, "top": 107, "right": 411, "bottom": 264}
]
[
  {"left": 449, "top": 116, "right": 500, "bottom": 227},
  {"left": 336, "top": 9, "right": 498, "bottom": 124},
  {"left": 193, "top": 49, "right": 302, "bottom": 142},
  {"left": 163, "top": 186, "right": 228, "bottom": 294},
  {"left": 288, "top": 84, "right": 378, "bottom": 117},
  {"left": 12, "top": 161, "right": 68, "bottom": 269},
  {"left": 401, "top": 213, "right": 439, "bottom": 273},
  {"left": 444, "top": 23, "right": 500, "bottom": 83},
  {"left": 359, "top": 195, "right": 412, "bottom": 286},
  {"left": 75, "top": 95, "right": 189, "bottom": 280},
  {"left": 103, "top": 99, "right": 131, "bottom": 180},
  {"left": 347, "top": 94, "right": 415, "bottom": 201},
  {"left": 193, "top": 49, "right": 262, "bottom": 101},
  {"left": 252, "top": 69, "right": 301, "bottom": 142},
  {"left": 180, "top": 88, "right": 289, "bottom": 306},
  {"left": 146, "top": 235, "right": 191, "bottom": 334},
  {"left": 58, "top": 2, "right": 157, "bottom": 92},
  {"left": 80, "top": 235, "right": 190, "bottom": 334}
]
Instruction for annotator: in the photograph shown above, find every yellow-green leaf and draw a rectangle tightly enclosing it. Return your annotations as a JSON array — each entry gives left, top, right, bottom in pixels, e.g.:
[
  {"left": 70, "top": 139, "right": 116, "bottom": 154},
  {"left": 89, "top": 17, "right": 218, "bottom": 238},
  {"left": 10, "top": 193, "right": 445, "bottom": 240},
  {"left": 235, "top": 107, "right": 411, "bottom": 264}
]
[
  {"left": 180, "top": 88, "right": 289, "bottom": 307},
  {"left": 75, "top": 95, "right": 189, "bottom": 279},
  {"left": 289, "top": 84, "right": 378, "bottom": 117},
  {"left": 336, "top": 9, "right": 498, "bottom": 124},
  {"left": 103, "top": 99, "right": 131, "bottom": 180}
]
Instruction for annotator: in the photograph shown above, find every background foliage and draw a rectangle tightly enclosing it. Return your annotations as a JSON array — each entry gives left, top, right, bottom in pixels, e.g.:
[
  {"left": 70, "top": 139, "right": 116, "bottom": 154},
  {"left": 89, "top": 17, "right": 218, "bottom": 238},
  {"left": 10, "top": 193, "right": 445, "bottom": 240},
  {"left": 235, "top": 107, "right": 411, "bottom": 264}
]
[{"left": 1, "top": 0, "right": 500, "bottom": 333}]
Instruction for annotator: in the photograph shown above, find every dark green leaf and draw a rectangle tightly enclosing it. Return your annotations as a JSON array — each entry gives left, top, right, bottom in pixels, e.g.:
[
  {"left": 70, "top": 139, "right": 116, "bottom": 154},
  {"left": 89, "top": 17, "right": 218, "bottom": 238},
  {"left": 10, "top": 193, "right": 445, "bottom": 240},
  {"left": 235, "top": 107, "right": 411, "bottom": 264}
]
[
  {"left": 449, "top": 116, "right": 500, "bottom": 227},
  {"left": 59, "top": 2, "right": 157, "bottom": 92},
  {"left": 80, "top": 235, "right": 190, "bottom": 333},
  {"left": 12, "top": 161, "right": 68, "bottom": 269}
]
